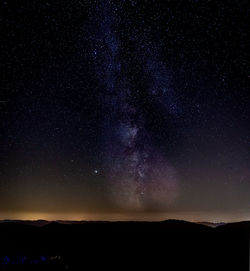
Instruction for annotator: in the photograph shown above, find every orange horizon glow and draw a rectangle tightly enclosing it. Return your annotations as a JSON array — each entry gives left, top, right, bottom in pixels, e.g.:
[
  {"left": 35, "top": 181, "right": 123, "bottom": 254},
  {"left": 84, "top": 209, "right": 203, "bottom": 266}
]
[{"left": 0, "top": 211, "right": 249, "bottom": 223}]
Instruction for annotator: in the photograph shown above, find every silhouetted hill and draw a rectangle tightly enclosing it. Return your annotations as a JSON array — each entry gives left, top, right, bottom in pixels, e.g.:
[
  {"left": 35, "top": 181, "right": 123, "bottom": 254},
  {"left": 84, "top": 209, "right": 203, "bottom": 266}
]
[
  {"left": 0, "top": 219, "right": 50, "bottom": 227},
  {"left": 0, "top": 220, "right": 248, "bottom": 270},
  {"left": 161, "top": 219, "right": 211, "bottom": 231},
  {"left": 0, "top": 221, "right": 35, "bottom": 232},
  {"left": 197, "top": 221, "right": 226, "bottom": 227},
  {"left": 216, "top": 220, "right": 250, "bottom": 233}
]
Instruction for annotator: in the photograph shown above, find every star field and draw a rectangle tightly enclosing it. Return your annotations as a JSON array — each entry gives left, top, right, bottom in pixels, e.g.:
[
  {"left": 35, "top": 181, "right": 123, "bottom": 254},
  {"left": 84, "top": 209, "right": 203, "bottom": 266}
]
[{"left": 0, "top": 0, "right": 249, "bottom": 221}]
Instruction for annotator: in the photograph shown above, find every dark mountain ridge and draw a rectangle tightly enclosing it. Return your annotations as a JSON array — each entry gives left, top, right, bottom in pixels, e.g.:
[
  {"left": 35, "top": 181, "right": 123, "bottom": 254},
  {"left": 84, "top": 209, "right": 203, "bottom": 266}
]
[{"left": 0, "top": 219, "right": 248, "bottom": 270}]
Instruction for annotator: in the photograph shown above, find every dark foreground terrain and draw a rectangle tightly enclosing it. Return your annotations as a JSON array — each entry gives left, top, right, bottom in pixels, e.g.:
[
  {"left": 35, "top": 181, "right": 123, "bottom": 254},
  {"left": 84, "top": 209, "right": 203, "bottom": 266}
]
[{"left": 0, "top": 220, "right": 249, "bottom": 270}]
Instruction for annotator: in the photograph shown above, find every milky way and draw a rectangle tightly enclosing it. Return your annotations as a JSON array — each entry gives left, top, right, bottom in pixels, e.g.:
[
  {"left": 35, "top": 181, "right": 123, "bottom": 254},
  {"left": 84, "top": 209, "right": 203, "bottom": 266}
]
[
  {"left": 1, "top": 0, "right": 249, "bottom": 220},
  {"left": 91, "top": 1, "right": 179, "bottom": 210}
]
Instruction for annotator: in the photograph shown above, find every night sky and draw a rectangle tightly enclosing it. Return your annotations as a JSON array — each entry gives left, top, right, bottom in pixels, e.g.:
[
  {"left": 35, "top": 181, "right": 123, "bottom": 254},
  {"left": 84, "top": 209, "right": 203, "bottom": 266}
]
[{"left": 1, "top": 0, "right": 249, "bottom": 222}]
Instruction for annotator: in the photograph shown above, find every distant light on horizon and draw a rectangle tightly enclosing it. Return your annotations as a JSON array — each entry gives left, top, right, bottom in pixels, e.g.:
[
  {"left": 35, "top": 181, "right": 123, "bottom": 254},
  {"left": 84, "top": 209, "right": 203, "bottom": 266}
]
[{"left": 0, "top": 211, "right": 249, "bottom": 223}]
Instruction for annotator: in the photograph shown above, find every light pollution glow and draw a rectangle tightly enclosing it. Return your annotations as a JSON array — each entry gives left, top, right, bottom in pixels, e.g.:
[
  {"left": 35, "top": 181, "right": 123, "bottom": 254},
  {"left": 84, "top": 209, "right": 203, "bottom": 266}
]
[{"left": 1, "top": 211, "right": 250, "bottom": 223}]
